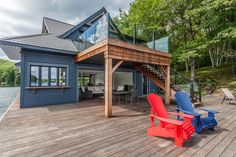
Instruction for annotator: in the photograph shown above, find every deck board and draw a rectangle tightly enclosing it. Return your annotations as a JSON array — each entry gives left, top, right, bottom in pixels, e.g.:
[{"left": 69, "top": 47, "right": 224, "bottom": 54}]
[{"left": 0, "top": 96, "right": 236, "bottom": 157}]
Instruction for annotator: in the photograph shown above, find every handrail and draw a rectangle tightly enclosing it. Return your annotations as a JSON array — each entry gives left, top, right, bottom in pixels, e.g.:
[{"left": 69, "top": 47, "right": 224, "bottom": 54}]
[
  {"left": 170, "top": 68, "right": 191, "bottom": 82},
  {"left": 140, "top": 64, "right": 202, "bottom": 103}
]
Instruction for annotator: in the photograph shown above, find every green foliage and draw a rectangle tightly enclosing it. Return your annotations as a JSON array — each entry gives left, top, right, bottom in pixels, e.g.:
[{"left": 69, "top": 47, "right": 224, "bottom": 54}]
[
  {"left": 114, "top": 0, "right": 236, "bottom": 69},
  {"left": 0, "top": 59, "right": 20, "bottom": 86},
  {"left": 0, "top": 59, "right": 8, "bottom": 65}
]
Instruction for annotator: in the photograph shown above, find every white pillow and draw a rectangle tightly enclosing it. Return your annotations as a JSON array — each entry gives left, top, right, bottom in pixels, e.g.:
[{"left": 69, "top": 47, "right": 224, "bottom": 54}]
[
  {"left": 81, "top": 87, "right": 85, "bottom": 92},
  {"left": 117, "top": 86, "right": 124, "bottom": 91}
]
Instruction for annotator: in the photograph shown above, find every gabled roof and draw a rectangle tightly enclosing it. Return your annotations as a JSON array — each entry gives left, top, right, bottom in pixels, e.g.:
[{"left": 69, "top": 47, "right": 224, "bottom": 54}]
[
  {"left": 43, "top": 17, "right": 74, "bottom": 36},
  {"left": 60, "top": 7, "right": 107, "bottom": 38}
]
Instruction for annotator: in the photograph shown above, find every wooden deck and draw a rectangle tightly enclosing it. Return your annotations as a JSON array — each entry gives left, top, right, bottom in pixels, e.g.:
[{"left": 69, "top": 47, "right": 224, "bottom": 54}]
[{"left": 0, "top": 96, "right": 236, "bottom": 157}]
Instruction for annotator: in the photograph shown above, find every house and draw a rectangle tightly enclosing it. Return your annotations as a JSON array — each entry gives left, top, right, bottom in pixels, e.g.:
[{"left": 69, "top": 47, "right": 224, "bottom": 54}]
[{"left": 0, "top": 7, "right": 171, "bottom": 117}]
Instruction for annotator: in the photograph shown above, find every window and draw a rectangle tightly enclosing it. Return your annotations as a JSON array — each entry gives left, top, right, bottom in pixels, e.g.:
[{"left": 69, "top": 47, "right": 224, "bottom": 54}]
[
  {"left": 41, "top": 67, "right": 49, "bottom": 86},
  {"left": 50, "top": 67, "right": 58, "bottom": 86},
  {"left": 30, "top": 66, "right": 39, "bottom": 86},
  {"left": 59, "top": 67, "right": 66, "bottom": 86},
  {"left": 29, "top": 65, "right": 68, "bottom": 87}
]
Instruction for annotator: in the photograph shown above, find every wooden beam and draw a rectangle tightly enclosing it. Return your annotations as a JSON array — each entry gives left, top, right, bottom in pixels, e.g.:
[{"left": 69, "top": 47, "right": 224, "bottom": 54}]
[
  {"left": 108, "top": 47, "right": 171, "bottom": 66},
  {"left": 160, "top": 65, "right": 167, "bottom": 78},
  {"left": 165, "top": 66, "right": 170, "bottom": 105},
  {"left": 105, "top": 56, "right": 113, "bottom": 118},
  {"left": 112, "top": 60, "right": 124, "bottom": 73},
  {"left": 75, "top": 46, "right": 107, "bottom": 62}
]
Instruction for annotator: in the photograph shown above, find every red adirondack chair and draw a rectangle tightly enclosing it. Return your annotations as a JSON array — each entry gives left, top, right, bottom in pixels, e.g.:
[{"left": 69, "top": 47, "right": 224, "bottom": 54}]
[{"left": 147, "top": 93, "right": 195, "bottom": 147}]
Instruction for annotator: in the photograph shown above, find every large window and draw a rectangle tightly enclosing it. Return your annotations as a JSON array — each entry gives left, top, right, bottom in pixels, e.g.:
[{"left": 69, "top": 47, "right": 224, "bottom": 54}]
[
  {"left": 30, "top": 66, "right": 39, "bottom": 86},
  {"left": 59, "top": 67, "right": 66, "bottom": 86},
  {"left": 41, "top": 67, "right": 49, "bottom": 86},
  {"left": 29, "top": 65, "right": 68, "bottom": 87},
  {"left": 50, "top": 67, "right": 58, "bottom": 86}
]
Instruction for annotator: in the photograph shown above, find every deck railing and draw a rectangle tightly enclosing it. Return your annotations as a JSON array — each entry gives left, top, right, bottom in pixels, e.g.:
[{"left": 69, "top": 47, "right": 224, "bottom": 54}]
[{"left": 171, "top": 68, "right": 202, "bottom": 103}]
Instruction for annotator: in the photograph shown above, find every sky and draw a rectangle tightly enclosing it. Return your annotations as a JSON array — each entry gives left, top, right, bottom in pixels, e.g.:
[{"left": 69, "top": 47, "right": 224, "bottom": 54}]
[{"left": 0, "top": 0, "right": 134, "bottom": 60}]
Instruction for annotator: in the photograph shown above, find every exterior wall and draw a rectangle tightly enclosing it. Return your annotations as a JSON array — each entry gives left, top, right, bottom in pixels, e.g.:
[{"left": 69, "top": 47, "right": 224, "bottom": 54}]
[
  {"left": 150, "top": 81, "right": 160, "bottom": 94},
  {"left": 79, "top": 64, "right": 137, "bottom": 89},
  {"left": 135, "top": 71, "right": 143, "bottom": 96},
  {"left": 113, "top": 72, "right": 133, "bottom": 89},
  {"left": 19, "top": 50, "right": 161, "bottom": 108},
  {"left": 20, "top": 49, "right": 78, "bottom": 108},
  {"left": 135, "top": 71, "right": 160, "bottom": 96}
]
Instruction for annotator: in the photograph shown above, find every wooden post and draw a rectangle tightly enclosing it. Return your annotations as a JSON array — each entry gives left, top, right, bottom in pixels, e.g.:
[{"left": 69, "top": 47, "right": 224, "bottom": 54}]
[
  {"left": 105, "top": 56, "right": 113, "bottom": 118},
  {"left": 165, "top": 65, "right": 170, "bottom": 105}
]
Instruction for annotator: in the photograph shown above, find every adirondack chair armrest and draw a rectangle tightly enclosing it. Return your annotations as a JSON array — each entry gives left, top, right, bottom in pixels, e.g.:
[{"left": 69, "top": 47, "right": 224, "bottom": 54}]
[
  {"left": 167, "top": 112, "right": 194, "bottom": 123},
  {"left": 198, "top": 108, "right": 219, "bottom": 114},
  {"left": 150, "top": 115, "right": 183, "bottom": 126},
  {"left": 177, "top": 108, "right": 202, "bottom": 117},
  {"left": 167, "top": 112, "right": 194, "bottom": 119}
]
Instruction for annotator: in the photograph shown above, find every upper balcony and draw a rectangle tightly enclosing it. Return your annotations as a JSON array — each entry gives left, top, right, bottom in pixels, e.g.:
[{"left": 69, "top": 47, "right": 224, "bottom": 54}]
[{"left": 75, "top": 13, "right": 171, "bottom": 66}]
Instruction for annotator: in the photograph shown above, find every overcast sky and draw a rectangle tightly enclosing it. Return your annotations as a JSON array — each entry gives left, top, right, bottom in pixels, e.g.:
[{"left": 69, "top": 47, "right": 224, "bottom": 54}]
[{"left": 0, "top": 0, "right": 133, "bottom": 60}]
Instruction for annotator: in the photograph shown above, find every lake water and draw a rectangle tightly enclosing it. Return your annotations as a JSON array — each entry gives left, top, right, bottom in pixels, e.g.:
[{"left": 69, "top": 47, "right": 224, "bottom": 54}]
[{"left": 0, "top": 87, "right": 19, "bottom": 120}]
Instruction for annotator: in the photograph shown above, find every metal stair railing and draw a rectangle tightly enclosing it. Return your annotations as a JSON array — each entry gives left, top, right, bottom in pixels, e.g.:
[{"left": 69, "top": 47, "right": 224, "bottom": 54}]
[{"left": 143, "top": 64, "right": 202, "bottom": 103}]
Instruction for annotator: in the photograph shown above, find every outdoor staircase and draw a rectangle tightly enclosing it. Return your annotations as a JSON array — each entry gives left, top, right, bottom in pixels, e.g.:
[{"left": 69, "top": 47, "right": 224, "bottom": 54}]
[
  {"left": 135, "top": 64, "right": 179, "bottom": 96},
  {"left": 135, "top": 64, "right": 202, "bottom": 106}
]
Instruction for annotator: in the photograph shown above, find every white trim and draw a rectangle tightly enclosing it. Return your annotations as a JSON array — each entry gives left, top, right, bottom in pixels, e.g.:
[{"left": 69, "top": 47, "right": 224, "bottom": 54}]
[
  {"left": 43, "top": 18, "right": 51, "bottom": 33},
  {"left": 0, "top": 94, "right": 18, "bottom": 122}
]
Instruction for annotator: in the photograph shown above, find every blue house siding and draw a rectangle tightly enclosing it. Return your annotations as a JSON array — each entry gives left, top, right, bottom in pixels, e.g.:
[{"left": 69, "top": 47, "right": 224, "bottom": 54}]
[
  {"left": 150, "top": 81, "right": 160, "bottom": 94},
  {"left": 20, "top": 49, "right": 78, "bottom": 108},
  {"left": 134, "top": 71, "right": 161, "bottom": 96},
  {"left": 19, "top": 50, "right": 160, "bottom": 108},
  {"left": 135, "top": 71, "right": 143, "bottom": 96}
]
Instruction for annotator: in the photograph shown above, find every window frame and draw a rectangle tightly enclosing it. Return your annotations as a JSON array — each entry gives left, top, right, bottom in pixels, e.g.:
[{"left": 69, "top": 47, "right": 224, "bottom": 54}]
[
  {"left": 29, "top": 65, "right": 40, "bottom": 87},
  {"left": 28, "top": 63, "right": 69, "bottom": 87},
  {"left": 59, "top": 67, "right": 67, "bottom": 86},
  {"left": 50, "top": 66, "right": 59, "bottom": 86},
  {"left": 41, "top": 66, "right": 49, "bottom": 86}
]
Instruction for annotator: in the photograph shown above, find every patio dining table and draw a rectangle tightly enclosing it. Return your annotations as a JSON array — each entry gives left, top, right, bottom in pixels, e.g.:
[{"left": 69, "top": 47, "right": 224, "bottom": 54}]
[{"left": 113, "top": 91, "right": 131, "bottom": 104}]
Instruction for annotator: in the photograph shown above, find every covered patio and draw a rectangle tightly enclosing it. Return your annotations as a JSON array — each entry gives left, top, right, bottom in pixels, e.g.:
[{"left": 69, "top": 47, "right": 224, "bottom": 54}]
[
  {"left": 75, "top": 38, "right": 172, "bottom": 118},
  {"left": 0, "top": 95, "right": 236, "bottom": 156}
]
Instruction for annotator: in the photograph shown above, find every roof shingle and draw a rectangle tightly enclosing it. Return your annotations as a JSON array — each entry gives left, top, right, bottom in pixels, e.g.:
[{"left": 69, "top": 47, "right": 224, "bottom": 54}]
[
  {"left": 2, "top": 33, "right": 78, "bottom": 53},
  {"left": 43, "top": 17, "right": 74, "bottom": 36}
]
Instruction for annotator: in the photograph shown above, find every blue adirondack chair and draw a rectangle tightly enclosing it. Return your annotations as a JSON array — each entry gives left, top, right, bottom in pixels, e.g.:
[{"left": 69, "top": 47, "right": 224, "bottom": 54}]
[{"left": 175, "top": 91, "right": 218, "bottom": 133}]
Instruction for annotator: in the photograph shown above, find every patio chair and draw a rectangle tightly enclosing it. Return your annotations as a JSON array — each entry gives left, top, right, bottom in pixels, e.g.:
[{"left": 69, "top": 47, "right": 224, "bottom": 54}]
[
  {"left": 126, "top": 88, "right": 139, "bottom": 105},
  {"left": 175, "top": 91, "right": 218, "bottom": 134},
  {"left": 113, "top": 85, "right": 126, "bottom": 103},
  {"left": 147, "top": 93, "right": 195, "bottom": 147},
  {"left": 79, "top": 86, "right": 93, "bottom": 99},
  {"left": 221, "top": 88, "right": 235, "bottom": 104}
]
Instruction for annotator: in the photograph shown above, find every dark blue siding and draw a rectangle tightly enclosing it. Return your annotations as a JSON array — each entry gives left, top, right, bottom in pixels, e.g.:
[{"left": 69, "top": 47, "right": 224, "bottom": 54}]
[
  {"left": 135, "top": 71, "right": 143, "bottom": 96},
  {"left": 135, "top": 71, "right": 160, "bottom": 95},
  {"left": 20, "top": 50, "right": 78, "bottom": 108},
  {"left": 150, "top": 81, "right": 160, "bottom": 94}
]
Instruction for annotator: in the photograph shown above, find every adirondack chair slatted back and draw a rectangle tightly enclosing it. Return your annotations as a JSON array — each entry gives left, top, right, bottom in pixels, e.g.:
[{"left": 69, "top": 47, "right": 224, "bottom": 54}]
[
  {"left": 221, "top": 88, "right": 235, "bottom": 99},
  {"left": 175, "top": 91, "right": 195, "bottom": 113},
  {"left": 147, "top": 93, "right": 168, "bottom": 119},
  {"left": 175, "top": 91, "right": 218, "bottom": 133}
]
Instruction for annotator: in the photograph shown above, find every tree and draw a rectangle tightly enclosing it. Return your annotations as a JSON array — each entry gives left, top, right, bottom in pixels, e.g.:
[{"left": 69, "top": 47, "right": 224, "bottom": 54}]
[
  {"left": 114, "top": 0, "right": 236, "bottom": 80},
  {"left": 0, "top": 59, "right": 20, "bottom": 86},
  {"left": 191, "top": 0, "right": 236, "bottom": 68},
  {"left": 115, "top": 0, "right": 203, "bottom": 80}
]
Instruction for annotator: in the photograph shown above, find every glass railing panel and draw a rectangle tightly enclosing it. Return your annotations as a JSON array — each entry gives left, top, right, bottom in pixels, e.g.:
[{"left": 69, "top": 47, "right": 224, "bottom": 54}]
[
  {"left": 78, "top": 14, "right": 109, "bottom": 51},
  {"left": 146, "top": 37, "right": 169, "bottom": 53}
]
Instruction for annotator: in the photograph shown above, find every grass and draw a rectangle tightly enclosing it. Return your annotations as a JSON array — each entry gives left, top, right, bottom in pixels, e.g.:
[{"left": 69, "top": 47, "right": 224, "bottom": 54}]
[{"left": 181, "top": 63, "right": 236, "bottom": 95}]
